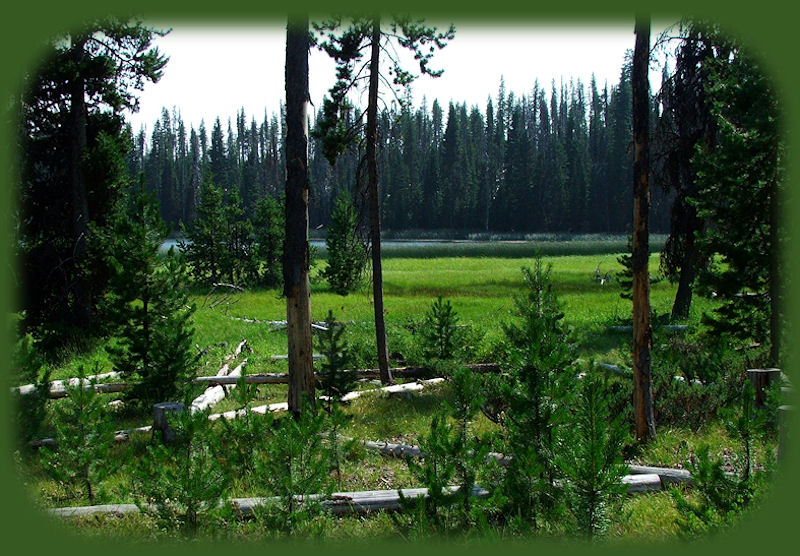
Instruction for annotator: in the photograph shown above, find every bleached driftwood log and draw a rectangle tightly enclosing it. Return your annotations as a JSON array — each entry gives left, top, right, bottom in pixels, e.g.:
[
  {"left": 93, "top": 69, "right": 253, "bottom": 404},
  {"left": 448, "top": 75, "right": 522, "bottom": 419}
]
[
  {"left": 13, "top": 372, "right": 122, "bottom": 397},
  {"left": 190, "top": 361, "right": 245, "bottom": 414}
]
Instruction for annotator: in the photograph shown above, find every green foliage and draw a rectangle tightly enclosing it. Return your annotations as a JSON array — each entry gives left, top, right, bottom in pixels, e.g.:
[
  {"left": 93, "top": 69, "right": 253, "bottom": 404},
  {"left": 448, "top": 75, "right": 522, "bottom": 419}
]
[
  {"left": 652, "top": 334, "right": 746, "bottom": 428},
  {"left": 104, "top": 185, "right": 198, "bottom": 406},
  {"left": 445, "top": 367, "right": 488, "bottom": 518},
  {"left": 672, "top": 382, "right": 773, "bottom": 538},
  {"left": 254, "top": 404, "right": 331, "bottom": 532},
  {"left": 316, "top": 310, "right": 358, "bottom": 483},
  {"left": 720, "top": 381, "right": 767, "bottom": 482},
  {"left": 323, "top": 192, "right": 367, "bottom": 295},
  {"left": 251, "top": 194, "right": 285, "bottom": 288},
  {"left": 39, "top": 365, "right": 117, "bottom": 502},
  {"left": 216, "top": 366, "right": 273, "bottom": 476},
  {"left": 555, "top": 370, "right": 628, "bottom": 539},
  {"left": 135, "top": 409, "right": 231, "bottom": 535},
  {"left": 418, "top": 296, "right": 460, "bottom": 361},
  {"left": 690, "top": 38, "right": 784, "bottom": 359},
  {"left": 12, "top": 332, "right": 52, "bottom": 448},
  {"left": 495, "top": 260, "right": 575, "bottom": 527},
  {"left": 180, "top": 179, "right": 228, "bottom": 285},
  {"left": 18, "top": 19, "right": 166, "bottom": 346}
]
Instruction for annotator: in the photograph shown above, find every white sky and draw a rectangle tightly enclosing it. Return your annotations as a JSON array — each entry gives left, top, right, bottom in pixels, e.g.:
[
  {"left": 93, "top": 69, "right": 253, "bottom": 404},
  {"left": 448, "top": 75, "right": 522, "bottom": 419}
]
[{"left": 126, "top": 20, "right": 669, "bottom": 133}]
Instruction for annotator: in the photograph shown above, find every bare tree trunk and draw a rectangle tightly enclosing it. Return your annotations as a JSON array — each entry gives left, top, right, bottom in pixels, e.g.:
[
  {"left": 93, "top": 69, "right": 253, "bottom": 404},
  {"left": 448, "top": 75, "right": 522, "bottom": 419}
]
[
  {"left": 670, "top": 236, "right": 697, "bottom": 320},
  {"left": 366, "top": 17, "right": 393, "bottom": 385},
  {"left": 632, "top": 15, "right": 656, "bottom": 443},
  {"left": 284, "top": 15, "right": 315, "bottom": 415},
  {"left": 70, "top": 34, "right": 92, "bottom": 330}
]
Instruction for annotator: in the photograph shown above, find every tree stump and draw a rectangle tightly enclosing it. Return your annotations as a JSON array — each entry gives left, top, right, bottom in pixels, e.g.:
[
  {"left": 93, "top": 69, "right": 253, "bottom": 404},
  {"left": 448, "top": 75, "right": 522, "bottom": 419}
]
[
  {"left": 153, "top": 402, "right": 184, "bottom": 444},
  {"left": 747, "top": 368, "right": 781, "bottom": 409}
]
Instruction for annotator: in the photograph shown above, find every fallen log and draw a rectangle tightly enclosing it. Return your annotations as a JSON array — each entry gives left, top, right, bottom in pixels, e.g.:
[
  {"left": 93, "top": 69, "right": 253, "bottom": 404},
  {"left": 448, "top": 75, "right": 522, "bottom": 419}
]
[
  {"left": 190, "top": 361, "right": 245, "bottom": 414},
  {"left": 46, "top": 383, "right": 129, "bottom": 399},
  {"left": 13, "top": 372, "right": 122, "bottom": 397},
  {"left": 194, "top": 363, "right": 500, "bottom": 385}
]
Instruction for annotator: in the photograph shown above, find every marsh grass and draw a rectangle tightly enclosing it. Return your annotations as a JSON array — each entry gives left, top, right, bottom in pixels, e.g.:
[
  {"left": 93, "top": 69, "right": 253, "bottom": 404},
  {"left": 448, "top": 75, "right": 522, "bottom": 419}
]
[{"left": 19, "top": 247, "right": 774, "bottom": 543}]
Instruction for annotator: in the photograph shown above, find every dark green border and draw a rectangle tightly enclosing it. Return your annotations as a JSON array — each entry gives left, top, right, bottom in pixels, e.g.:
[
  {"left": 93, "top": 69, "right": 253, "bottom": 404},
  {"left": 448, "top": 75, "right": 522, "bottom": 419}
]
[{"left": 1, "top": 2, "right": 797, "bottom": 556}]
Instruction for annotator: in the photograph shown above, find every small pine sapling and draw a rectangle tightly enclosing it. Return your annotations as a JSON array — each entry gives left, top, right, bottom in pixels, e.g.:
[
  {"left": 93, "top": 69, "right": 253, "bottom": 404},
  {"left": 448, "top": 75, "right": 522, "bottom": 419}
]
[
  {"left": 105, "top": 184, "right": 199, "bottom": 407},
  {"left": 401, "top": 413, "right": 456, "bottom": 531},
  {"left": 555, "top": 370, "right": 628, "bottom": 539},
  {"left": 446, "top": 366, "right": 488, "bottom": 518},
  {"left": 323, "top": 191, "right": 368, "bottom": 295},
  {"left": 254, "top": 401, "right": 331, "bottom": 533},
  {"left": 316, "top": 310, "right": 358, "bottom": 483},
  {"left": 135, "top": 408, "right": 230, "bottom": 535},
  {"left": 39, "top": 365, "right": 117, "bottom": 502},
  {"left": 499, "top": 260, "right": 576, "bottom": 527},
  {"left": 418, "top": 296, "right": 460, "bottom": 362},
  {"left": 217, "top": 364, "right": 273, "bottom": 476},
  {"left": 251, "top": 194, "right": 285, "bottom": 288}
]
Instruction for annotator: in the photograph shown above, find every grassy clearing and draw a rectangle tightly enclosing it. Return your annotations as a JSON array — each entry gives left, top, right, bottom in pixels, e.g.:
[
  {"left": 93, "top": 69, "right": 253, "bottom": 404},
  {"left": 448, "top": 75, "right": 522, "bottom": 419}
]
[{"left": 15, "top": 246, "right": 779, "bottom": 543}]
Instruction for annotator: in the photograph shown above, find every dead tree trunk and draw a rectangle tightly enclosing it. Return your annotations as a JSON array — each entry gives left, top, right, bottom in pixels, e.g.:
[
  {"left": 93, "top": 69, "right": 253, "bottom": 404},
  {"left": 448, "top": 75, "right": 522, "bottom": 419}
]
[
  {"left": 366, "top": 17, "right": 393, "bottom": 385},
  {"left": 284, "top": 14, "right": 315, "bottom": 415},
  {"left": 632, "top": 15, "right": 656, "bottom": 442}
]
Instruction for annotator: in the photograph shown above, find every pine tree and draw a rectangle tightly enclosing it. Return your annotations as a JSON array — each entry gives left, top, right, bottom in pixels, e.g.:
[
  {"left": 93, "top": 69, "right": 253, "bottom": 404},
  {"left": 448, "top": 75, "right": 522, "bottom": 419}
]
[
  {"left": 322, "top": 191, "right": 368, "bottom": 295},
  {"left": 500, "top": 260, "right": 575, "bottom": 527},
  {"left": 555, "top": 370, "right": 628, "bottom": 539},
  {"left": 39, "top": 365, "right": 117, "bottom": 502},
  {"left": 252, "top": 194, "right": 285, "bottom": 288},
  {"left": 180, "top": 179, "right": 227, "bottom": 285},
  {"left": 691, "top": 41, "right": 784, "bottom": 365},
  {"left": 105, "top": 184, "right": 198, "bottom": 406}
]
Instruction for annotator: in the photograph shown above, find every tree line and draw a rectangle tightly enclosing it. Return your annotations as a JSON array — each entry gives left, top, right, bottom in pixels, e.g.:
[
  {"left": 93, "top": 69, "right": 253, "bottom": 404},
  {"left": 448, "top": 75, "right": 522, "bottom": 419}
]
[{"left": 127, "top": 70, "right": 675, "bottom": 236}]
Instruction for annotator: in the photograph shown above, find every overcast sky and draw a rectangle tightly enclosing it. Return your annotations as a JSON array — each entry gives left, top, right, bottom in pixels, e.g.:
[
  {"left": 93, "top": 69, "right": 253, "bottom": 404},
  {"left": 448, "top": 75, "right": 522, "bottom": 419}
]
[{"left": 125, "top": 20, "right": 670, "bottom": 133}]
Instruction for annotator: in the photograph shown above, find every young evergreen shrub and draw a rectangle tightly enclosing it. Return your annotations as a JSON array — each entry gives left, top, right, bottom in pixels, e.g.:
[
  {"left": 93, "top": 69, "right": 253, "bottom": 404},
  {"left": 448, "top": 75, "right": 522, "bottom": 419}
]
[
  {"left": 446, "top": 367, "right": 488, "bottom": 518},
  {"left": 254, "top": 403, "right": 331, "bottom": 533},
  {"left": 135, "top": 408, "right": 231, "bottom": 535},
  {"left": 180, "top": 179, "right": 227, "bottom": 285},
  {"left": 672, "top": 383, "right": 772, "bottom": 538},
  {"left": 105, "top": 185, "right": 198, "bottom": 407},
  {"left": 39, "top": 365, "right": 117, "bottom": 502},
  {"left": 555, "top": 370, "right": 628, "bottom": 539},
  {"left": 12, "top": 332, "right": 51, "bottom": 449},
  {"left": 316, "top": 310, "right": 358, "bottom": 484},
  {"left": 496, "top": 260, "right": 576, "bottom": 528},
  {"left": 418, "top": 296, "right": 460, "bottom": 361},
  {"left": 323, "top": 192, "right": 367, "bottom": 295},
  {"left": 401, "top": 413, "right": 457, "bottom": 530},
  {"left": 251, "top": 194, "right": 285, "bottom": 288},
  {"left": 217, "top": 365, "right": 273, "bottom": 476}
]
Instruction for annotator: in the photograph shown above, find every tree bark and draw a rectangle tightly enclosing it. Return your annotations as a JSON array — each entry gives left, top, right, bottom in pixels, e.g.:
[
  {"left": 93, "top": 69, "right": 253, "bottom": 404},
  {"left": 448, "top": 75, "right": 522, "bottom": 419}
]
[
  {"left": 284, "top": 15, "right": 315, "bottom": 416},
  {"left": 366, "top": 17, "right": 393, "bottom": 385},
  {"left": 670, "top": 234, "right": 697, "bottom": 320},
  {"left": 632, "top": 15, "right": 656, "bottom": 442},
  {"left": 69, "top": 34, "right": 92, "bottom": 330}
]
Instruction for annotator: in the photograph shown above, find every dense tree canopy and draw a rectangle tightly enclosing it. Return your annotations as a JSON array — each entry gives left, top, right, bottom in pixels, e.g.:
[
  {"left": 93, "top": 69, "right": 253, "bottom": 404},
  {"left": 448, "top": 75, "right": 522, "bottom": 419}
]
[{"left": 126, "top": 67, "right": 673, "bottom": 237}]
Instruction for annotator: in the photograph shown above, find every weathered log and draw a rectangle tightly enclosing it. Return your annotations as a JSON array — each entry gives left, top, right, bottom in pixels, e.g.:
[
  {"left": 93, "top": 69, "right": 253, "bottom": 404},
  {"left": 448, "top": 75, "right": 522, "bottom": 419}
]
[
  {"left": 47, "top": 382, "right": 129, "bottom": 399},
  {"left": 622, "top": 473, "right": 662, "bottom": 493},
  {"left": 13, "top": 371, "right": 122, "bottom": 397},
  {"left": 609, "top": 325, "right": 687, "bottom": 333},
  {"left": 48, "top": 474, "right": 666, "bottom": 520},
  {"left": 270, "top": 354, "right": 327, "bottom": 361},
  {"left": 190, "top": 361, "right": 245, "bottom": 413},
  {"left": 627, "top": 464, "right": 692, "bottom": 485},
  {"left": 747, "top": 368, "right": 782, "bottom": 409},
  {"left": 195, "top": 364, "right": 499, "bottom": 385},
  {"left": 153, "top": 402, "right": 184, "bottom": 444},
  {"left": 225, "top": 339, "right": 250, "bottom": 361}
]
